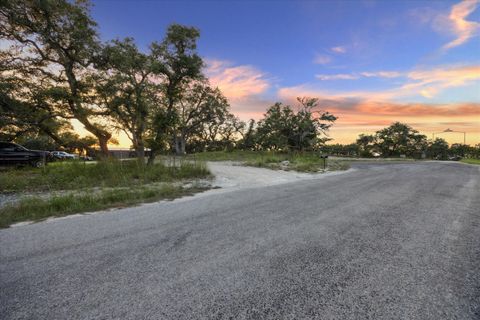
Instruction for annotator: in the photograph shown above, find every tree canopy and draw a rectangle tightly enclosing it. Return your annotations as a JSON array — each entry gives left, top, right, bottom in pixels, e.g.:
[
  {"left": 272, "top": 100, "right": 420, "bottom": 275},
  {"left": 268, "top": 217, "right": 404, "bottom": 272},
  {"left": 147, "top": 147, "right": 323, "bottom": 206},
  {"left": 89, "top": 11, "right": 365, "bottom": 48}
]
[
  {"left": 0, "top": 0, "right": 340, "bottom": 161},
  {"left": 255, "top": 98, "right": 337, "bottom": 152}
]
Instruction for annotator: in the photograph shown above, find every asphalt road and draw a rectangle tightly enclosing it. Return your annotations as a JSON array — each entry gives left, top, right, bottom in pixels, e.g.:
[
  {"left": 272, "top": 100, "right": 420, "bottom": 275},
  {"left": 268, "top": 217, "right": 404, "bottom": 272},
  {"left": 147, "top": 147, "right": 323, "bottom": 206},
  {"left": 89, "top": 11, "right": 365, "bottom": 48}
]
[{"left": 1, "top": 162, "right": 479, "bottom": 319}]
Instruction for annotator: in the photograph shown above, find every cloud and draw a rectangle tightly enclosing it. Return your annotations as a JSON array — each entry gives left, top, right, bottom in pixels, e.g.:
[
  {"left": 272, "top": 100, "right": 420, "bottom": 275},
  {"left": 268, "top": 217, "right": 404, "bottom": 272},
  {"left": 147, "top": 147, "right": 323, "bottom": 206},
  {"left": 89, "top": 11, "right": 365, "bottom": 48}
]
[
  {"left": 316, "top": 74, "right": 359, "bottom": 81},
  {"left": 440, "top": 0, "right": 480, "bottom": 50},
  {"left": 409, "top": 1, "right": 479, "bottom": 51},
  {"left": 278, "top": 85, "right": 480, "bottom": 117},
  {"left": 402, "top": 65, "right": 480, "bottom": 98},
  {"left": 313, "top": 54, "right": 332, "bottom": 65},
  {"left": 313, "top": 65, "right": 480, "bottom": 100},
  {"left": 279, "top": 64, "right": 480, "bottom": 116},
  {"left": 316, "top": 71, "right": 403, "bottom": 81},
  {"left": 353, "top": 101, "right": 480, "bottom": 117},
  {"left": 331, "top": 46, "right": 346, "bottom": 54},
  {"left": 360, "top": 71, "right": 403, "bottom": 78},
  {"left": 205, "top": 59, "right": 270, "bottom": 101}
]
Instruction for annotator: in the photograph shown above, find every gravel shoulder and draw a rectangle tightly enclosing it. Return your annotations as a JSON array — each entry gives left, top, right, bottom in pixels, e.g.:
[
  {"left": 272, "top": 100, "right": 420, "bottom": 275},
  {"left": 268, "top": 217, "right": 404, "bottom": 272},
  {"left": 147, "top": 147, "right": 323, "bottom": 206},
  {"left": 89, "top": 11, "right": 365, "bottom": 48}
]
[{"left": 207, "top": 161, "right": 348, "bottom": 190}]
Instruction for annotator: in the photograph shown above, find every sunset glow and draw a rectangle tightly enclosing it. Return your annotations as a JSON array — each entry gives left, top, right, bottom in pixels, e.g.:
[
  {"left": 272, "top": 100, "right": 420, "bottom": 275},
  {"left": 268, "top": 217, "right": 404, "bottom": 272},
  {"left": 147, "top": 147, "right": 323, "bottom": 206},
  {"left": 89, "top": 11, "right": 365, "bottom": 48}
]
[{"left": 89, "top": 0, "right": 480, "bottom": 147}]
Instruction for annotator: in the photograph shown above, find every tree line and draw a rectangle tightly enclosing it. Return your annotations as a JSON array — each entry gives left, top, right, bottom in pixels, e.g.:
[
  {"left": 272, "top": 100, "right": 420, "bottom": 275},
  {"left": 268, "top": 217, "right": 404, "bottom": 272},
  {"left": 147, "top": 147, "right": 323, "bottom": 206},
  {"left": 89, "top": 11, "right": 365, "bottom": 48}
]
[
  {"left": 2, "top": 1, "right": 475, "bottom": 162},
  {"left": 0, "top": 0, "right": 337, "bottom": 162},
  {"left": 323, "top": 122, "right": 480, "bottom": 159}
]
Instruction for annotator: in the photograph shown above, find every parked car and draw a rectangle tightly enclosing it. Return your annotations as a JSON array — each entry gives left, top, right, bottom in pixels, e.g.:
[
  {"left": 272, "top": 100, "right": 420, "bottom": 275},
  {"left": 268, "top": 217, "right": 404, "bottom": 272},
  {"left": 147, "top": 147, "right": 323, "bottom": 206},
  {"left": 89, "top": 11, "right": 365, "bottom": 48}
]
[
  {"left": 434, "top": 155, "right": 462, "bottom": 161},
  {"left": 0, "top": 142, "right": 52, "bottom": 168},
  {"left": 51, "top": 151, "right": 77, "bottom": 160},
  {"left": 448, "top": 155, "right": 462, "bottom": 161}
]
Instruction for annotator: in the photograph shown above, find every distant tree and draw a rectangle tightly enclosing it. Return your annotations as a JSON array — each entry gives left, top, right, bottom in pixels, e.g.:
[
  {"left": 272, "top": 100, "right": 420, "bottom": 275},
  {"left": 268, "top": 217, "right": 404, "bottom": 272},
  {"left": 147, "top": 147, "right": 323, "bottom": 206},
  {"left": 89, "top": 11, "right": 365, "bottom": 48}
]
[
  {"left": 426, "top": 138, "right": 449, "bottom": 159},
  {"left": 255, "top": 103, "right": 289, "bottom": 150},
  {"left": 170, "top": 81, "right": 225, "bottom": 154},
  {"left": 0, "top": 0, "right": 112, "bottom": 155},
  {"left": 356, "top": 134, "right": 376, "bottom": 157},
  {"left": 213, "top": 113, "right": 246, "bottom": 151},
  {"left": 255, "top": 97, "right": 337, "bottom": 152},
  {"left": 473, "top": 144, "right": 480, "bottom": 159},
  {"left": 374, "top": 122, "right": 427, "bottom": 157},
  {"left": 408, "top": 133, "right": 428, "bottom": 158},
  {"left": 58, "top": 132, "right": 97, "bottom": 154},
  {"left": 96, "top": 38, "right": 156, "bottom": 162},
  {"left": 449, "top": 143, "right": 471, "bottom": 158},
  {"left": 238, "top": 119, "right": 257, "bottom": 150},
  {"left": 147, "top": 24, "right": 204, "bottom": 162}
]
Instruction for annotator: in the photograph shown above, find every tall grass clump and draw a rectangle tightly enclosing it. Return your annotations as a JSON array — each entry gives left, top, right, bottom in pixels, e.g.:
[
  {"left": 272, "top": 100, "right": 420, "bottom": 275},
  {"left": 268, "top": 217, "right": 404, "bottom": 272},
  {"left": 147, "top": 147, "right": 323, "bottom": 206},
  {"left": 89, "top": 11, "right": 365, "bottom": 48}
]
[
  {"left": 0, "top": 159, "right": 210, "bottom": 193},
  {"left": 0, "top": 184, "right": 208, "bottom": 228}
]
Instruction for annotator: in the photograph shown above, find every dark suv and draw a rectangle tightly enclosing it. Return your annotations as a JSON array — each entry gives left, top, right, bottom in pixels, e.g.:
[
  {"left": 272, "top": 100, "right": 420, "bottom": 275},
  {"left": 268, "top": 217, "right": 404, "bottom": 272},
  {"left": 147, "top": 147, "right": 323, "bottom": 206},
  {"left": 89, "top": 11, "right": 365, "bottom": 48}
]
[{"left": 0, "top": 142, "right": 51, "bottom": 168}]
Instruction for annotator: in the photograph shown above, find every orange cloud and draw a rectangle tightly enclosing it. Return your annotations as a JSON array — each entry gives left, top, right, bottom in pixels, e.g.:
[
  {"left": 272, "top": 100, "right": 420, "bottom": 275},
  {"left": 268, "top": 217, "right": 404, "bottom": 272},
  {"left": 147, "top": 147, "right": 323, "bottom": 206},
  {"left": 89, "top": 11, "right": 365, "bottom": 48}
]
[
  {"left": 277, "top": 81, "right": 480, "bottom": 144},
  {"left": 441, "top": 0, "right": 480, "bottom": 50},
  {"left": 354, "top": 102, "right": 480, "bottom": 117},
  {"left": 205, "top": 59, "right": 270, "bottom": 101},
  {"left": 403, "top": 65, "right": 480, "bottom": 98},
  {"left": 278, "top": 87, "right": 480, "bottom": 118}
]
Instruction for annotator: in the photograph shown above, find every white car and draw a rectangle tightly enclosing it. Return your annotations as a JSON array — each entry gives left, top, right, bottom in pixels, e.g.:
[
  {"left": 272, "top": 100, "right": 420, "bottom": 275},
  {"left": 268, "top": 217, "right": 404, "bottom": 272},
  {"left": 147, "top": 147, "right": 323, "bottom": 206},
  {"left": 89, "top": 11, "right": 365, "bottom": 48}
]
[{"left": 51, "top": 151, "right": 77, "bottom": 160}]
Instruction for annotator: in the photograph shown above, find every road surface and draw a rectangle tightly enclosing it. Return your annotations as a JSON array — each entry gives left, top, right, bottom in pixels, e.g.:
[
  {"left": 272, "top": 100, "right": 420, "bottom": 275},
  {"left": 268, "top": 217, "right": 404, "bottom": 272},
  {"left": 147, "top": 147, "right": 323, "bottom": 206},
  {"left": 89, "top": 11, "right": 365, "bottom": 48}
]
[{"left": 1, "top": 162, "right": 479, "bottom": 319}]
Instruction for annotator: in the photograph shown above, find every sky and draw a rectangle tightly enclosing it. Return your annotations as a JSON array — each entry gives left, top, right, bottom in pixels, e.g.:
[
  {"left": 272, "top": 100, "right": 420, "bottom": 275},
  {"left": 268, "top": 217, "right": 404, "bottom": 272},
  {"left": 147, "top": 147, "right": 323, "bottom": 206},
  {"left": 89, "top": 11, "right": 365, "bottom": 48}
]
[{"left": 89, "top": 0, "right": 480, "bottom": 146}]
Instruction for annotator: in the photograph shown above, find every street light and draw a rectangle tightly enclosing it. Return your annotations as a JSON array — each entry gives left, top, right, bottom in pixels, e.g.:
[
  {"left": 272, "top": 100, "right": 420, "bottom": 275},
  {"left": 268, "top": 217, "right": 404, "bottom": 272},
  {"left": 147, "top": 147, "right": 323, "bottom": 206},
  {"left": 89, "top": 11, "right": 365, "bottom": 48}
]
[{"left": 432, "top": 128, "right": 466, "bottom": 145}]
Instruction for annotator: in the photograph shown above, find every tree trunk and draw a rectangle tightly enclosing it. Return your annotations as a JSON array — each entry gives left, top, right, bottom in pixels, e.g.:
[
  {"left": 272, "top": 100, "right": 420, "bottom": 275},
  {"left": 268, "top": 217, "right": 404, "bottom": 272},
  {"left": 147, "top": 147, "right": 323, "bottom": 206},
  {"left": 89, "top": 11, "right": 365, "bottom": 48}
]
[
  {"left": 65, "top": 65, "right": 112, "bottom": 157},
  {"left": 97, "top": 136, "right": 110, "bottom": 158},
  {"left": 174, "top": 136, "right": 181, "bottom": 155},
  {"left": 173, "top": 135, "right": 186, "bottom": 155},
  {"left": 135, "top": 139, "right": 145, "bottom": 164},
  {"left": 180, "top": 136, "right": 186, "bottom": 155},
  {"left": 147, "top": 147, "right": 156, "bottom": 165}
]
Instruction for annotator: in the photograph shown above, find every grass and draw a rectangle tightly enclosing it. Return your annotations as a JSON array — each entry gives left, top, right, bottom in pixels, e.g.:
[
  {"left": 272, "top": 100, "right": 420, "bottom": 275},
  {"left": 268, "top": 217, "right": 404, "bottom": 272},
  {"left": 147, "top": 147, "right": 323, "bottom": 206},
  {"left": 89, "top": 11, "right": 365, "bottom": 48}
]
[
  {"left": 0, "top": 159, "right": 210, "bottom": 193},
  {"left": 460, "top": 158, "right": 480, "bottom": 165},
  {"left": 0, "top": 158, "right": 211, "bottom": 227},
  {"left": 0, "top": 184, "right": 209, "bottom": 228},
  {"left": 190, "top": 150, "right": 349, "bottom": 172}
]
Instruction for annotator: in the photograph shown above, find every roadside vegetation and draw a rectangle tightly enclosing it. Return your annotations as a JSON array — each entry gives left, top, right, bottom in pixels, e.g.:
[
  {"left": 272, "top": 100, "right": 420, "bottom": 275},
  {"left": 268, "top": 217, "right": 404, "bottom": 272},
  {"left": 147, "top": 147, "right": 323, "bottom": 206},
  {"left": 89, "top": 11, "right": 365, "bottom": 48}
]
[
  {"left": 0, "top": 159, "right": 210, "bottom": 228},
  {"left": 461, "top": 158, "right": 480, "bottom": 165},
  {"left": 191, "top": 151, "right": 349, "bottom": 172},
  {"left": 0, "top": 159, "right": 209, "bottom": 193},
  {"left": 0, "top": 183, "right": 208, "bottom": 228}
]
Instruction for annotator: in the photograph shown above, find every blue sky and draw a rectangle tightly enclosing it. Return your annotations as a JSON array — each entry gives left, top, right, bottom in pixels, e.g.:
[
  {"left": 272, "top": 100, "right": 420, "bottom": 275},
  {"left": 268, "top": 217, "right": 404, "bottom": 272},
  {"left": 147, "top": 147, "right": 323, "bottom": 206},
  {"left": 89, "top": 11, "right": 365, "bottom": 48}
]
[{"left": 91, "top": 0, "right": 480, "bottom": 144}]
